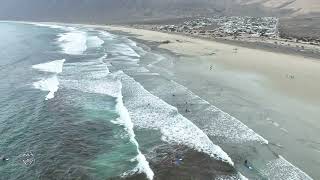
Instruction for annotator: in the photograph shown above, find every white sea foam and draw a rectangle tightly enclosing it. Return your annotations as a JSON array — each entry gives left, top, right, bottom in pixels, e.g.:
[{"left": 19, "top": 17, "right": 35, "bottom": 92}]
[
  {"left": 107, "top": 56, "right": 139, "bottom": 63},
  {"left": 61, "top": 79, "right": 120, "bottom": 97},
  {"left": 115, "top": 90, "right": 154, "bottom": 180},
  {"left": 62, "top": 69, "right": 232, "bottom": 176},
  {"left": 33, "top": 76, "right": 59, "bottom": 100},
  {"left": 60, "top": 59, "right": 154, "bottom": 179},
  {"left": 61, "top": 58, "right": 111, "bottom": 87},
  {"left": 261, "top": 156, "right": 313, "bottom": 180},
  {"left": 111, "top": 44, "right": 140, "bottom": 57},
  {"left": 87, "top": 36, "right": 104, "bottom": 48},
  {"left": 215, "top": 173, "right": 248, "bottom": 180},
  {"left": 123, "top": 67, "right": 159, "bottom": 76},
  {"left": 28, "top": 22, "right": 87, "bottom": 55},
  {"left": 151, "top": 80, "right": 268, "bottom": 144},
  {"left": 126, "top": 67, "right": 150, "bottom": 73},
  {"left": 125, "top": 39, "right": 147, "bottom": 56},
  {"left": 32, "top": 59, "right": 65, "bottom": 100},
  {"left": 238, "top": 173, "right": 248, "bottom": 180},
  {"left": 32, "top": 59, "right": 65, "bottom": 73},
  {"left": 29, "top": 22, "right": 87, "bottom": 55},
  {"left": 143, "top": 52, "right": 267, "bottom": 144},
  {"left": 60, "top": 60, "right": 116, "bottom": 96},
  {"left": 100, "top": 31, "right": 116, "bottom": 39},
  {"left": 116, "top": 71, "right": 234, "bottom": 165},
  {"left": 61, "top": 59, "right": 232, "bottom": 177},
  {"left": 57, "top": 31, "right": 87, "bottom": 55},
  {"left": 28, "top": 22, "right": 75, "bottom": 31}
]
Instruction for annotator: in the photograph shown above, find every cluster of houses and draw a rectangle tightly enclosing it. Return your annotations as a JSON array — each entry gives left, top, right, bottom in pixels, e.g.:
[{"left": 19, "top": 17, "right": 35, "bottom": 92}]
[{"left": 151, "top": 16, "right": 279, "bottom": 38}]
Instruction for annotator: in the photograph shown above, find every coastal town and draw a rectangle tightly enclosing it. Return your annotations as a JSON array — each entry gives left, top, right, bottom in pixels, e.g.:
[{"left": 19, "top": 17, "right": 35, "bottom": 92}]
[
  {"left": 130, "top": 15, "right": 320, "bottom": 56},
  {"left": 152, "top": 16, "right": 279, "bottom": 39}
]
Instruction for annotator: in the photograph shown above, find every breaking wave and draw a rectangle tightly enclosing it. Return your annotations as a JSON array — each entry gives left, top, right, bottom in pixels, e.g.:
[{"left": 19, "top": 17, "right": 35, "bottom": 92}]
[
  {"left": 32, "top": 59, "right": 65, "bottom": 100},
  {"left": 33, "top": 76, "right": 59, "bottom": 100},
  {"left": 261, "top": 155, "right": 313, "bottom": 180},
  {"left": 57, "top": 31, "right": 88, "bottom": 55},
  {"left": 28, "top": 22, "right": 88, "bottom": 55},
  {"left": 114, "top": 89, "right": 154, "bottom": 180},
  {"left": 32, "top": 59, "right": 65, "bottom": 73},
  {"left": 116, "top": 71, "right": 234, "bottom": 165},
  {"left": 60, "top": 58, "right": 154, "bottom": 179},
  {"left": 110, "top": 44, "right": 141, "bottom": 57}
]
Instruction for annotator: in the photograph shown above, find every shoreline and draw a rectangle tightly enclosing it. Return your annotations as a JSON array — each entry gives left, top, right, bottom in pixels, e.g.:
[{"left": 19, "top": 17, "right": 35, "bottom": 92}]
[
  {"left": 103, "top": 25, "right": 320, "bottom": 105},
  {"left": 102, "top": 25, "right": 320, "bottom": 179},
  {"left": 5, "top": 20, "right": 320, "bottom": 59},
  {"left": 6, "top": 21, "right": 318, "bottom": 179},
  {"left": 5, "top": 20, "right": 317, "bottom": 59}
]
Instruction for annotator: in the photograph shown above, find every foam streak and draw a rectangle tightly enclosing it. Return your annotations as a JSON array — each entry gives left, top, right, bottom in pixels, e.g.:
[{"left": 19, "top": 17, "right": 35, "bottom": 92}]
[{"left": 32, "top": 59, "right": 65, "bottom": 73}]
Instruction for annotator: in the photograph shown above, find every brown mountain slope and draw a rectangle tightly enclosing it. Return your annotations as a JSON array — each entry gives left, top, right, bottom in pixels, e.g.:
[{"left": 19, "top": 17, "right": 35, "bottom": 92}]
[{"left": 239, "top": 0, "right": 320, "bottom": 16}]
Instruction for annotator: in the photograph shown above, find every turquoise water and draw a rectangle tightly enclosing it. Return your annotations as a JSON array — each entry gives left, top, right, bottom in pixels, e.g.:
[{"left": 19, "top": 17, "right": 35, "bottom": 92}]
[{"left": 0, "top": 22, "right": 139, "bottom": 180}]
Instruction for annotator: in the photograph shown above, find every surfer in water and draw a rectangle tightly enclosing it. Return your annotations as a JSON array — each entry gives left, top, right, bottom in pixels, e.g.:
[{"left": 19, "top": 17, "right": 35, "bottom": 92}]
[
  {"left": 1, "top": 155, "right": 9, "bottom": 161},
  {"left": 244, "top": 160, "right": 253, "bottom": 170},
  {"left": 172, "top": 154, "right": 183, "bottom": 166}
]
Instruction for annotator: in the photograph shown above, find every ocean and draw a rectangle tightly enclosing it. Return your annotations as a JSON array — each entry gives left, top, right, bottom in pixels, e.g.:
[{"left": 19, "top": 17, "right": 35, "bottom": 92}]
[{"left": 0, "top": 21, "right": 313, "bottom": 180}]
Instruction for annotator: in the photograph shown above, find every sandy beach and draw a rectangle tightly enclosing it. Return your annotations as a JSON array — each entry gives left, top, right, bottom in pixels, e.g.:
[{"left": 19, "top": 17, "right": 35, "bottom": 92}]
[{"left": 102, "top": 25, "right": 320, "bottom": 179}]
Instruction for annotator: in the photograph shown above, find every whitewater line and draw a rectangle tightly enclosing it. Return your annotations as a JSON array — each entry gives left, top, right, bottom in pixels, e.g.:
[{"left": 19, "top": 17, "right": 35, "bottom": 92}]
[
  {"left": 261, "top": 155, "right": 313, "bottom": 180},
  {"left": 169, "top": 80, "right": 268, "bottom": 144},
  {"left": 59, "top": 55, "right": 153, "bottom": 179},
  {"left": 113, "top": 83, "right": 154, "bottom": 180},
  {"left": 116, "top": 71, "right": 234, "bottom": 166},
  {"left": 28, "top": 22, "right": 76, "bottom": 31},
  {"left": 57, "top": 30, "right": 88, "bottom": 55}
]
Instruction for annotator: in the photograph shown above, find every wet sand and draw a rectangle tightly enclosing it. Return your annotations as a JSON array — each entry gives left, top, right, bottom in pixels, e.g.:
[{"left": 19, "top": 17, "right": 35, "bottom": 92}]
[{"left": 103, "top": 26, "right": 320, "bottom": 179}]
